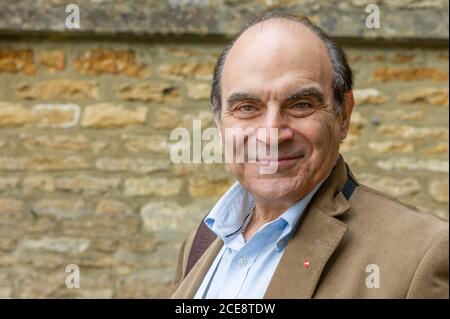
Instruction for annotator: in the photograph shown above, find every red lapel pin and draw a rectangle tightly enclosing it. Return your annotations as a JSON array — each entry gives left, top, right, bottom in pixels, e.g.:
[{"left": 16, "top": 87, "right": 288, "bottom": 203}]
[{"left": 304, "top": 259, "right": 311, "bottom": 268}]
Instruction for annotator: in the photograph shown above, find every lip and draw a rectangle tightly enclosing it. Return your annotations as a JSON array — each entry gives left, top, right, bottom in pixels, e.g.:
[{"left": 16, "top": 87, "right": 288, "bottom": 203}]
[{"left": 256, "top": 155, "right": 303, "bottom": 169}]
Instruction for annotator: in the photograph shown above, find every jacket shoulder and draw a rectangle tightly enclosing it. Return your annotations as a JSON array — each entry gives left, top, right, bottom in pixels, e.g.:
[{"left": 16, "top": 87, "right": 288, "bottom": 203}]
[{"left": 353, "top": 183, "right": 448, "bottom": 238}]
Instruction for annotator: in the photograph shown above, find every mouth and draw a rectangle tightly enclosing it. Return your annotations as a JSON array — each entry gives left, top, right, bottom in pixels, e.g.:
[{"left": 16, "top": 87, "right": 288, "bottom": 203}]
[{"left": 255, "top": 155, "right": 304, "bottom": 168}]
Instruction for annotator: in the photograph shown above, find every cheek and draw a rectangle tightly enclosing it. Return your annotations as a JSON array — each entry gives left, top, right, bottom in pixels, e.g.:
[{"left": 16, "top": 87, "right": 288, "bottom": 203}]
[{"left": 294, "top": 114, "right": 340, "bottom": 154}]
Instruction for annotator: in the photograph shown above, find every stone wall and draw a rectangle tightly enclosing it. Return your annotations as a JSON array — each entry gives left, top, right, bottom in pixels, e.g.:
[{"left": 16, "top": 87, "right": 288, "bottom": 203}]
[{"left": 0, "top": 0, "right": 448, "bottom": 298}]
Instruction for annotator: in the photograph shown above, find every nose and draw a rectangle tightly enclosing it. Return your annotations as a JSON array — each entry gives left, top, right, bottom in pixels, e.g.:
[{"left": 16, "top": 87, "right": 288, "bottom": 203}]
[{"left": 257, "top": 104, "right": 294, "bottom": 146}]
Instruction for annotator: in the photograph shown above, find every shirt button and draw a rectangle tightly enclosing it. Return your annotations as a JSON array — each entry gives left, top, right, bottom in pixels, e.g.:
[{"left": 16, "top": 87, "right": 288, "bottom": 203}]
[{"left": 238, "top": 257, "right": 247, "bottom": 268}]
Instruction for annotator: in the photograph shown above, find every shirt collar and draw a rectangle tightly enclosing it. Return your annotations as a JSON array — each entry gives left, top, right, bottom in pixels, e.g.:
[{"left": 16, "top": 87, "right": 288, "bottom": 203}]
[
  {"left": 204, "top": 178, "right": 326, "bottom": 248},
  {"left": 204, "top": 181, "right": 254, "bottom": 240}
]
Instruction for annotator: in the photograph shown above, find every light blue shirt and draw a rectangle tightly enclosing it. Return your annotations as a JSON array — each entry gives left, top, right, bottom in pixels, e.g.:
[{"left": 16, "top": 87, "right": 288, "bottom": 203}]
[{"left": 194, "top": 180, "right": 325, "bottom": 299}]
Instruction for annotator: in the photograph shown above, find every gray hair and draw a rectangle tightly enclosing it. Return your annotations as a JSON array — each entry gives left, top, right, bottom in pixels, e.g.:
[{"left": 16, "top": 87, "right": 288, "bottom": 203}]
[{"left": 210, "top": 13, "right": 353, "bottom": 119}]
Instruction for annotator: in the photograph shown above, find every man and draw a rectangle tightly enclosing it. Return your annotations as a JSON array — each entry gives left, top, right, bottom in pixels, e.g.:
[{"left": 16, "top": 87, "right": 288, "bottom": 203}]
[{"left": 171, "top": 14, "right": 449, "bottom": 298}]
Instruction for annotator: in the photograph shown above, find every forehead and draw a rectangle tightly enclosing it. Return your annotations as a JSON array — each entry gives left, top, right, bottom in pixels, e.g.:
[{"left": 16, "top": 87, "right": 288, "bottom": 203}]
[{"left": 222, "top": 19, "right": 333, "bottom": 100}]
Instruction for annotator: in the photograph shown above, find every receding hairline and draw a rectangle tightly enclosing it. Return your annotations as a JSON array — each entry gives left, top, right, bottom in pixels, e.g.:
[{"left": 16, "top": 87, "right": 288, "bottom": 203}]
[
  {"left": 221, "top": 17, "right": 334, "bottom": 97},
  {"left": 227, "top": 16, "right": 329, "bottom": 60},
  {"left": 250, "top": 16, "right": 319, "bottom": 36}
]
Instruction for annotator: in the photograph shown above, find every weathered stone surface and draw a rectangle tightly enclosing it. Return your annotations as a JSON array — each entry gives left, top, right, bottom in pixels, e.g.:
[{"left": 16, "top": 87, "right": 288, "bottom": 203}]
[
  {"left": 397, "top": 87, "right": 448, "bottom": 106},
  {"left": 377, "top": 125, "right": 448, "bottom": 140},
  {"left": 121, "top": 134, "right": 171, "bottom": 153},
  {"left": 158, "top": 62, "right": 214, "bottom": 80},
  {"left": 95, "top": 157, "right": 170, "bottom": 174},
  {"left": 0, "top": 48, "right": 35, "bottom": 75},
  {"left": 0, "top": 253, "right": 15, "bottom": 267},
  {"left": 23, "top": 175, "right": 55, "bottom": 193},
  {"left": 23, "top": 216, "right": 57, "bottom": 234},
  {"left": 75, "top": 49, "right": 147, "bottom": 77},
  {"left": 115, "top": 270, "right": 173, "bottom": 298},
  {"left": 153, "top": 108, "right": 215, "bottom": 130},
  {"left": 95, "top": 199, "right": 133, "bottom": 215},
  {"left": 393, "top": 53, "right": 416, "bottom": 64},
  {"left": 0, "top": 156, "right": 27, "bottom": 170},
  {"left": 376, "top": 110, "right": 424, "bottom": 121},
  {"left": 29, "top": 155, "right": 90, "bottom": 171},
  {"left": 124, "top": 177, "right": 181, "bottom": 197},
  {"left": 340, "top": 133, "right": 359, "bottom": 152},
  {"left": 54, "top": 175, "right": 121, "bottom": 195},
  {"left": 32, "top": 199, "right": 88, "bottom": 219},
  {"left": 19, "top": 237, "right": 90, "bottom": 254},
  {"left": 40, "top": 49, "right": 65, "bottom": 72},
  {"left": 0, "top": 0, "right": 448, "bottom": 40},
  {"left": 91, "top": 238, "right": 119, "bottom": 253},
  {"left": 21, "top": 134, "right": 107, "bottom": 152},
  {"left": 186, "top": 82, "right": 211, "bottom": 101},
  {"left": 0, "top": 101, "right": 33, "bottom": 127},
  {"left": 120, "top": 236, "right": 158, "bottom": 253},
  {"left": 374, "top": 67, "right": 448, "bottom": 82},
  {"left": 32, "top": 104, "right": 80, "bottom": 128},
  {"left": 358, "top": 173, "right": 421, "bottom": 197},
  {"left": 153, "top": 107, "right": 182, "bottom": 129},
  {"left": 377, "top": 157, "right": 449, "bottom": 173},
  {"left": 354, "top": 88, "right": 388, "bottom": 105},
  {"left": 163, "top": 47, "right": 205, "bottom": 58},
  {"left": 368, "top": 141, "right": 414, "bottom": 154},
  {"left": 423, "top": 143, "right": 449, "bottom": 154},
  {"left": 0, "top": 102, "right": 81, "bottom": 128},
  {"left": 15, "top": 252, "right": 66, "bottom": 270},
  {"left": 429, "top": 179, "right": 449, "bottom": 203},
  {"left": 0, "top": 287, "right": 12, "bottom": 298},
  {"left": 179, "top": 111, "right": 215, "bottom": 128},
  {"left": 118, "top": 83, "right": 179, "bottom": 103},
  {"left": 139, "top": 200, "right": 212, "bottom": 233},
  {"left": 0, "top": 237, "right": 17, "bottom": 251},
  {"left": 17, "top": 80, "right": 99, "bottom": 100},
  {"left": 0, "top": 176, "right": 19, "bottom": 191},
  {"left": 74, "top": 252, "right": 116, "bottom": 268},
  {"left": 348, "top": 111, "right": 366, "bottom": 135},
  {"left": 60, "top": 216, "right": 140, "bottom": 238},
  {"left": 81, "top": 103, "right": 147, "bottom": 128},
  {"left": 72, "top": 288, "right": 115, "bottom": 299},
  {"left": 0, "top": 155, "right": 89, "bottom": 171}
]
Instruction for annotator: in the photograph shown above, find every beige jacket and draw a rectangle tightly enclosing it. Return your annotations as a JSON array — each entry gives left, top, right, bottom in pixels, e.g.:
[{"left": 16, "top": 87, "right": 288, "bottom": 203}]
[{"left": 171, "top": 156, "right": 449, "bottom": 298}]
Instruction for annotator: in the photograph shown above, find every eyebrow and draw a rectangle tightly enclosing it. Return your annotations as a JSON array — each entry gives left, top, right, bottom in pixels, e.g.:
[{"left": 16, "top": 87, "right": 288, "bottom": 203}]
[
  {"left": 226, "top": 87, "right": 325, "bottom": 108},
  {"left": 284, "top": 87, "right": 325, "bottom": 105},
  {"left": 226, "top": 92, "right": 261, "bottom": 107}
]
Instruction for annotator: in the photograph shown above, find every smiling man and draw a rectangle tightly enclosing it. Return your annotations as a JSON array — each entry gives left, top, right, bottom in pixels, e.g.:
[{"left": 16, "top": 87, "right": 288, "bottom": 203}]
[{"left": 171, "top": 14, "right": 449, "bottom": 299}]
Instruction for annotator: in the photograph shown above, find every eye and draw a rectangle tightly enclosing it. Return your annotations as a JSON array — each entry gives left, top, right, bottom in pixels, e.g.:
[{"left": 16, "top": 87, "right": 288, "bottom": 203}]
[
  {"left": 291, "top": 102, "right": 313, "bottom": 109},
  {"left": 237, "top": 104, "right": 257, "bottom": 112}
]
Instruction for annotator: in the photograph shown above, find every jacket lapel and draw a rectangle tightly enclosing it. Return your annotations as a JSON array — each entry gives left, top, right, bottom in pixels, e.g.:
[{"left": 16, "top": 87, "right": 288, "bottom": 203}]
[
  {"left": 264, "top": 155, "right": 352, "bottom": 299},
  {"left": 171, "top": 237, "right": 224, "bottom": 299}
]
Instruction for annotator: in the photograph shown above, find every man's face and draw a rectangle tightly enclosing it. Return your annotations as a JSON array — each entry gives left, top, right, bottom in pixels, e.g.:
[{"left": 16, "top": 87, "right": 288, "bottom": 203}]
[{"left": 219, "top": 20, "right": 353, "bottom": 204}]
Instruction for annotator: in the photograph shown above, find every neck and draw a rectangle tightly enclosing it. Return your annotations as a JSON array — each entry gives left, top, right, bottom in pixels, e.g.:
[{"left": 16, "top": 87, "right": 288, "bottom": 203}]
[
  {"left": 252, "top": 200, "right": 292, "bottom": 225},
  {"left": 242, "top": 199, "right": 295, "bottom": 242}
]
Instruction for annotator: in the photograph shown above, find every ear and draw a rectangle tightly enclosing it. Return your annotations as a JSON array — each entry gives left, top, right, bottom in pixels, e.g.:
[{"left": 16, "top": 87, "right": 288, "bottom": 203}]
[{"left": 339, "top": 91, "right": 355, "bottom": 140}]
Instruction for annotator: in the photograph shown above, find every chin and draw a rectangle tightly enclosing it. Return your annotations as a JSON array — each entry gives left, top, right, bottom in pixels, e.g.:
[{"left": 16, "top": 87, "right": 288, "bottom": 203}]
[{"left": 244, "top": 175, "right": 305, "bottom": 202}]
